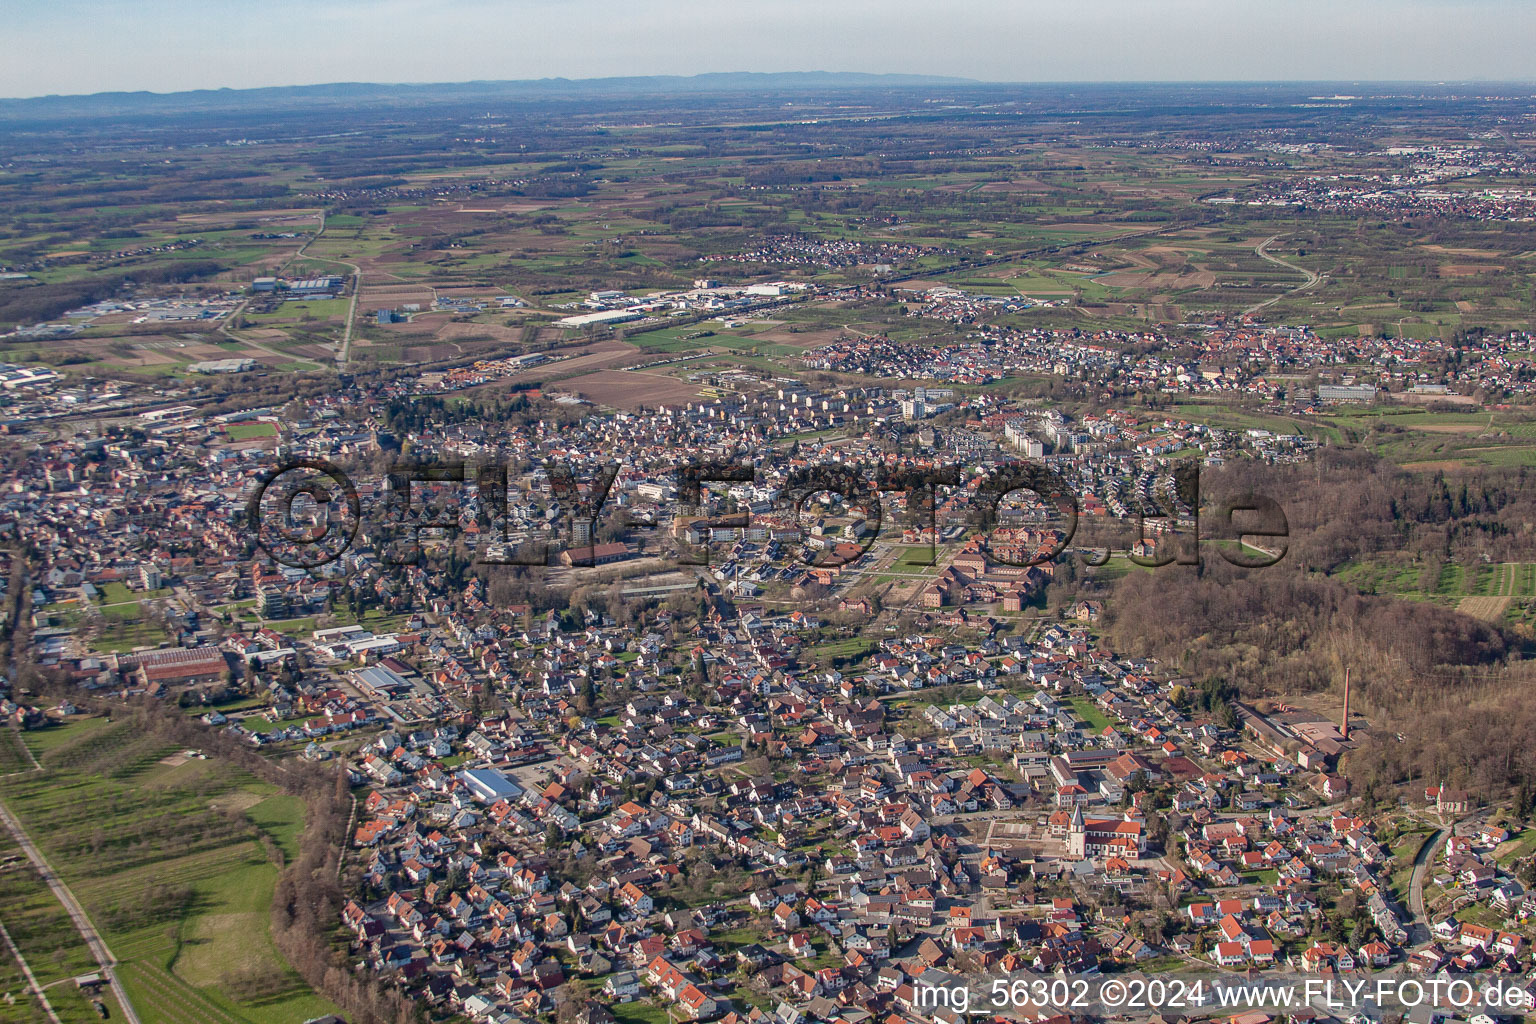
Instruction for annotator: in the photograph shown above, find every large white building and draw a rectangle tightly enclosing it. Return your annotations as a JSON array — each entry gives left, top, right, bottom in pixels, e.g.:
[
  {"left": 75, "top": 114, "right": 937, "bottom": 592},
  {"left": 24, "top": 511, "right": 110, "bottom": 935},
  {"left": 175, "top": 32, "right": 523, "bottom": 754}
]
[
  {"left": 1004, "top": 420, "right": 1045, "bottom": 457},
  {"left": 457, "top": 768, "right": 523, "bottom": 804},
  {"left": 555, "top": 309, "right": 643, "bottom": 329}
]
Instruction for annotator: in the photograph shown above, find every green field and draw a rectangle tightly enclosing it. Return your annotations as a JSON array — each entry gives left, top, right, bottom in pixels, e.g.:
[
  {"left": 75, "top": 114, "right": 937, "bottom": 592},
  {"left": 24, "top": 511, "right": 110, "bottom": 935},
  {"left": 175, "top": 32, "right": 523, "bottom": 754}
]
[
  {"left": 812, "top": 636, "right": 877, "bottom": 665},
  {"left": 4, "top": 719, "right": 337, "bottom": 1024},
  {"left": 893, "top": 546, "right": 946, "bottom": 573},
  {"left": 613, "top": 1001, "right": 672, "bottom": 1024},
  {"left": 0, "top": 727, "right": 32, "bottom": 775},
  {"left": 1334, "top": 559, "right": 1536, "bottom": 602},
  {"left": 1069, "top": 697, "right": 1112, "bottom": 732},
  {"left": 224, "top": 422, "right": 279, "bottom": 441},
  {"left": 1331, "top": 557, "right": 1536, "bottom": 630},
  {"left": 0, "top": 824, "right": 114, "bottom": 1024},
  {"left": 1313, "top": 407, "right": 1536, "bottom": 468},
  {"left": 97, "top": 582, "right": 171, "bottom": 605}
]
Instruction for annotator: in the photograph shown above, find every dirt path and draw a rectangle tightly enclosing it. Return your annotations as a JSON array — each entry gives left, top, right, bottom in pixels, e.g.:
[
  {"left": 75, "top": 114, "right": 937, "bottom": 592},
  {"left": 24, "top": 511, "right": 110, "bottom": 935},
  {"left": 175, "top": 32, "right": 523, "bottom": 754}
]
[
  {"left": 0, "top": 916, "right": 62, "bottom": 1023},
  {"left": 1, "top": 721, "right": 41, "bottom": 777}
]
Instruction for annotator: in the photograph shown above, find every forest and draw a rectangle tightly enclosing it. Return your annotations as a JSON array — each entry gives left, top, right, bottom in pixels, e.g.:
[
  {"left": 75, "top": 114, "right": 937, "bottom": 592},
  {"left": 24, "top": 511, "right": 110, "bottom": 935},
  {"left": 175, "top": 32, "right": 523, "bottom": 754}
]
[{"left": 1104, "top": 450, "right": 1536, "bottom": 806}]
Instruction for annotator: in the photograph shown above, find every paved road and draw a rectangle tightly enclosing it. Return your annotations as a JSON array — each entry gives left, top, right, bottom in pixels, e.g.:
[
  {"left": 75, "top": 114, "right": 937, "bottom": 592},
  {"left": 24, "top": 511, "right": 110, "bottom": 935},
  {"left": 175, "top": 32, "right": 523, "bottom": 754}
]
[
  {"left": 0, "top": 801, "right": 141, "bottom": 1024},
  {"left": 216, "top": 296, "right": 327, "bottom": 371},
  {"left": 286, "top": 216, "right": 363, "bottom": 369},
  {"left": 1242, "top": 234, "right": 1322, "bottom": 317},
  {"left": 215, "top": 210, "right": 351, "bottom": 371},
  {"left": 331, "top": 260, "right": 363, "bottom": 369},
  {"left": 214, "top": 213, "right": 332, "bottom": 371},
  {"left": 1406, "top": 825, "right": 1449, "bottom": 944}
]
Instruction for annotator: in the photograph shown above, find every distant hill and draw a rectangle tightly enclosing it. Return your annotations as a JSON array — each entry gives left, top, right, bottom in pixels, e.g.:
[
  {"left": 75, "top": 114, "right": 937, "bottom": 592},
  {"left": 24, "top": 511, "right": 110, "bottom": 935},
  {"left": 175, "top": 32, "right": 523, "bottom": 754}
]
[{"left": 0, "top": 72, "right": 978, "bottom": 119}]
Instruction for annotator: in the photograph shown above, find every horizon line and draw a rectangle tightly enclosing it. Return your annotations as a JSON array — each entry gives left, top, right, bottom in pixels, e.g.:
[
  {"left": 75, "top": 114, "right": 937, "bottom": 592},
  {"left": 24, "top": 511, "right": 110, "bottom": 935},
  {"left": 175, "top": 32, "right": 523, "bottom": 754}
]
[{"left": 7, "top": 71, "right": 1536, "bottom": 104}]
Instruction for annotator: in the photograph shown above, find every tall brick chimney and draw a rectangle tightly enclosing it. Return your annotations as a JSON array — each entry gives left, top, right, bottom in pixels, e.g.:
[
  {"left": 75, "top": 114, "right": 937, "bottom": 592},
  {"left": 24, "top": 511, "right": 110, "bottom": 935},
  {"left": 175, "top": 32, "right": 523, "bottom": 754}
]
[{"left": 1340, "top": 667, "right": 1351, "bottom": 740}]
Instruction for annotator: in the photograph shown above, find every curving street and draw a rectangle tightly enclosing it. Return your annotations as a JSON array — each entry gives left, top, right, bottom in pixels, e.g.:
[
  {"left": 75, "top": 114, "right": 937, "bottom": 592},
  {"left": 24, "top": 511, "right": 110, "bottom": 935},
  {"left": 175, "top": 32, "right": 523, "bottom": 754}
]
[
  {"left": 1242, "top": 234, "right": 1323, "bottom": 317},
  {"left": 1406, "top": 825, "right": 1449, "bottom": 945}
]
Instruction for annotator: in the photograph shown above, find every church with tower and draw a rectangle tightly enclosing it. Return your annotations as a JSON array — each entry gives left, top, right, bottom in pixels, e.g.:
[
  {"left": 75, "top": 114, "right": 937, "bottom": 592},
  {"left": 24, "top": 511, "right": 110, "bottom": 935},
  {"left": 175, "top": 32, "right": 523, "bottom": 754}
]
[{"left": 1063, "top": 804, "right": 1146, "bottom": 861}]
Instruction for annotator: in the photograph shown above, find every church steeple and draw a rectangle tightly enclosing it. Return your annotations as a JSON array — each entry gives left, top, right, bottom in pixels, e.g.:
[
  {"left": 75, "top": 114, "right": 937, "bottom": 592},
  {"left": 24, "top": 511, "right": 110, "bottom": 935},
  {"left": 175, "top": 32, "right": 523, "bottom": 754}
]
[{"left": 1067, "top": 803, "right": 1086, "bottom": 859}]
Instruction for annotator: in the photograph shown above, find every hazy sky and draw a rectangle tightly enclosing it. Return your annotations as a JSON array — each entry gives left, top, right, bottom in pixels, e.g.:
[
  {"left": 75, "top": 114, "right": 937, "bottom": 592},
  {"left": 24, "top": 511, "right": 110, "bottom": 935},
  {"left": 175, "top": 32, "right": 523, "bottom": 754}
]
[{"left": 5, "top": 0, "right": 1535, "bottom": 98}]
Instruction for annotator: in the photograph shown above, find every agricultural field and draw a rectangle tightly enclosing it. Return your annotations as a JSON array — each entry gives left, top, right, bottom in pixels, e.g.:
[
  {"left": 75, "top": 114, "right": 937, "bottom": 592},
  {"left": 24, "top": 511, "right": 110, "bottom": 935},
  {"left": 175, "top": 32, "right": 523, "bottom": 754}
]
[
  {"left": 0, "top": 822, "right": 124, "bottom": 1024},
  {"left": 1308, "top": 407, "right": 1536, "bottom": 469},
  {"left": 0, "top": 718, "right": 336, "bottom": 1024},
  {"left": 0, "top": 727, "right": 32, "bottom": 775},
  {"left": 561, "top": 368, "right": 710, "bottom": 409},
  {"left": 1331, "top": 557, "right": 1536, "bottom": 630},
  {"left": 6, "top": 81, "right": 1536, "bottom": 386}
]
